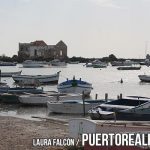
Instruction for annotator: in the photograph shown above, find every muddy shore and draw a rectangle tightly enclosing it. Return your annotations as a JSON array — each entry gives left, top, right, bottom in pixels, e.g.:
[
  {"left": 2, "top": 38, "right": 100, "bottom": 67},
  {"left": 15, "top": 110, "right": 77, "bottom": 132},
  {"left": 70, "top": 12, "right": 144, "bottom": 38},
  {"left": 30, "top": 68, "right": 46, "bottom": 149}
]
[{"left": 0, "top": 116, "right": 68, "bottom": 150}]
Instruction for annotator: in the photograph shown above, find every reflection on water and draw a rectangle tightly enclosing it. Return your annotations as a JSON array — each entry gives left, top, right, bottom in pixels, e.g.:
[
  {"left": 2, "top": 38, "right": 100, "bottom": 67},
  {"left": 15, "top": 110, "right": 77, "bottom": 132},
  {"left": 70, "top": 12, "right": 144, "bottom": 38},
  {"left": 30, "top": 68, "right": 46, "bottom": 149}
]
[{"left": 0, "top": 64, "right": 150, "bottom": 120}]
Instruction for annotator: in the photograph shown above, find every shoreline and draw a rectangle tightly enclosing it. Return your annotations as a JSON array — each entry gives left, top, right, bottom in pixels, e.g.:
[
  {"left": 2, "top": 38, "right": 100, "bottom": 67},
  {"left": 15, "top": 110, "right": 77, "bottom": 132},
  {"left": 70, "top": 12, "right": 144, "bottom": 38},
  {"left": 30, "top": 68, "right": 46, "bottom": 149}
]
[{"left": 0, "top": 115, "right": 68, "bottom": 150}]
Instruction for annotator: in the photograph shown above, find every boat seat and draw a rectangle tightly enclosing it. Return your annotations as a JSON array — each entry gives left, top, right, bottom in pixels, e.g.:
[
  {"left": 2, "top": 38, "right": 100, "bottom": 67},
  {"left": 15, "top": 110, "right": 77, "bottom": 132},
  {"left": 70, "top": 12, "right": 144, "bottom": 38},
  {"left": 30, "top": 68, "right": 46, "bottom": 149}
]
[{"left": 100, "top": 104, "right": 135, "bottom": 109}]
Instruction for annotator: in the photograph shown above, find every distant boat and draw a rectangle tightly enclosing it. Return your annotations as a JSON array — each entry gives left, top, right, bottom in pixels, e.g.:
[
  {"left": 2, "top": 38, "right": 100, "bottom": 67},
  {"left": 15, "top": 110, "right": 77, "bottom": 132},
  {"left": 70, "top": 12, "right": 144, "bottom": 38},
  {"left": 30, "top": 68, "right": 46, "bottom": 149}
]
[
  {"left": 51, "top": 59, "right": 66, "bottom": 66},
  {"left": 138, "top": 75, "right": 150, "bottom": 82},
  {"left": 0, "top": 61, "right": 16, "bottom": 66},
  {"left": 0, "top": 71, "right": 22, "bottom": 77},
  {"left": 22, "top": 60, "right": 46, "bottom": 68},
  {"left": 12, "top": 71, "right": 60, "bottom": 85},
  {"left": 0, "top": 86, "right": 43, "bottom": 94},
  {"left": 68, "top": 61, "right": 79, "bottom": 64},
  {"left": 111, "top": 60, "right": 137, "bottom": 66},
  {"left": 47, "top": 99, "right": 107, "bottom": 114},
  {"left": 88, "top": 96, "right": 150, "bottom": 121},
  {"left": 93, "top": 63, "right": 107, "bottom": 68},
  {"left": 57, "top": 76, "right": 93, "bottom": 96},
  {"left": 117, "top": 66, "right": 141, "bottom": 70},
  {"left": 19, "top": 93, "right": 82, "bottom": 106},
  {"left": 85, "top": 60, "right": 107, "bottom": 68},
  {"left": 111, "top": 61, "right": 124, "bottom": 66}
]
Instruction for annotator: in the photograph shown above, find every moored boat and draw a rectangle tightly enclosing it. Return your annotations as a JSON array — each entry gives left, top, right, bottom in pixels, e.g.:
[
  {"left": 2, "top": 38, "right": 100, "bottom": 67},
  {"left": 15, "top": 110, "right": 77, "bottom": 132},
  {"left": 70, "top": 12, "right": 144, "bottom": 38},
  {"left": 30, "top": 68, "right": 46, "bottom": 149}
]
[
  {"left": 57, "top": 76, "right": 93, "bottom": 96},
  {"left": 117, "top": 66, "right": 141, "bottom": 70},
  {"left": 138, "top": 75, "right": 150, "bottom": 82},
  {"left": 47, "top": 99, "right": 107, "bottom": 114},
  {"left": 51, "top": 59, "right": 66, "bottom": 66},
  {"left": 22, "top": 60, "right": 46, "bottom": 68},
  {"left": 88, "top": 96, "right": 150, "bottom": 121},
  {"left": 0, "top": 71, "right": 22, "bottom": 77},
  {"left": 0, "top": 93, "right": 20, "bottom": 104},
  {"left": 0, "top": 61, "right": 16, "bottom": 66},
  {"left": 19, "top": 93, "right": 82, "bottom": 106},
  {"left": 12, "top": 71, "right": 60, "bottom": 85},
  {"left": 0, "top": 86, "right": 43, "bottom": 94}
]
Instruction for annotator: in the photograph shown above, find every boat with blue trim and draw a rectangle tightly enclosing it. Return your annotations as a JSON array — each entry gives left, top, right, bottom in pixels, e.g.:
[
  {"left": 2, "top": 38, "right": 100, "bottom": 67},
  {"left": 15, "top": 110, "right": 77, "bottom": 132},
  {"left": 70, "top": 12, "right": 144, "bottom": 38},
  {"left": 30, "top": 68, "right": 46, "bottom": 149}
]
[{"left": 57, "top": 76, "right": 93, "bottom": 96}]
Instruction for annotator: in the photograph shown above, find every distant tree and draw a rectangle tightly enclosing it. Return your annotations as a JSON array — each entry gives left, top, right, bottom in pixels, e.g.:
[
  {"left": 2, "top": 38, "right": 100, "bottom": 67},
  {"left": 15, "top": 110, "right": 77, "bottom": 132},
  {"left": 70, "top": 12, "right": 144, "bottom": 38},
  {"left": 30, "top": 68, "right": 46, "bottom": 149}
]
[
  {"left": 108, "top": 54, "right": 118, "bottom": 61},
  {"left": 12, "top": 55, "right": 18, "bottom": 62}
]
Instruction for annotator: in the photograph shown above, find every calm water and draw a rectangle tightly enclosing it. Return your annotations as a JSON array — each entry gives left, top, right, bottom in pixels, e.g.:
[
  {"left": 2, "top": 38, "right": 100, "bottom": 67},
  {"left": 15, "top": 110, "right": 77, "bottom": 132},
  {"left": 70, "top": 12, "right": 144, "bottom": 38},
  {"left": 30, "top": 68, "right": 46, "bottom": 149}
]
[{"left": 0, "top": 63, "right": 150, "bottom": 120}]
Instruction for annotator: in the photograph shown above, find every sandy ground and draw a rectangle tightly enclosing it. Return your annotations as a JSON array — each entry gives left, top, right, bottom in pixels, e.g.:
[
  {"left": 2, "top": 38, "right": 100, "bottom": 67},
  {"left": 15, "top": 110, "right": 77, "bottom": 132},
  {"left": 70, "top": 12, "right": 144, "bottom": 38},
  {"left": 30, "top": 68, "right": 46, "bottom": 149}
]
[{"left": 0, "top": 116, "right": 69, "bottom": 150}]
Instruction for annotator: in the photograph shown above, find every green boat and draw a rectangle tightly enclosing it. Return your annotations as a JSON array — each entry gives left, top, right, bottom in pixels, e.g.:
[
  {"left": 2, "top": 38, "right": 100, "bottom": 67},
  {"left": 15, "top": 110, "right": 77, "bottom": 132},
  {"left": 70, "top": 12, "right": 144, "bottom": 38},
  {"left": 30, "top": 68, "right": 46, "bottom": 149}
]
[{"left": 0, "top": 93, "right": 20, "bottom": 104}]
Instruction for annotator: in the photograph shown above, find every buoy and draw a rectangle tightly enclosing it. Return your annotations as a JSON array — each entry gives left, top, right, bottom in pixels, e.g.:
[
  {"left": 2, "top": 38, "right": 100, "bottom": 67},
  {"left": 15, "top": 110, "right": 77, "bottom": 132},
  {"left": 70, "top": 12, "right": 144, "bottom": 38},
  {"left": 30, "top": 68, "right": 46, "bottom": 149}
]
[{"left": 120, "top": 78, "right": 123, "bottom": 83}]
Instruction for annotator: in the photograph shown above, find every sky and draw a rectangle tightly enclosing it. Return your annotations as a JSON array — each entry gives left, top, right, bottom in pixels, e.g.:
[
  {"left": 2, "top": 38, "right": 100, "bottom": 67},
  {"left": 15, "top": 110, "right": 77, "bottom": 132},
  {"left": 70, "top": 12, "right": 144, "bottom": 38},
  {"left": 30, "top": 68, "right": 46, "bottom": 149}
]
[{"left": 0, "top": 0, "right": 150, "bottom": 58}]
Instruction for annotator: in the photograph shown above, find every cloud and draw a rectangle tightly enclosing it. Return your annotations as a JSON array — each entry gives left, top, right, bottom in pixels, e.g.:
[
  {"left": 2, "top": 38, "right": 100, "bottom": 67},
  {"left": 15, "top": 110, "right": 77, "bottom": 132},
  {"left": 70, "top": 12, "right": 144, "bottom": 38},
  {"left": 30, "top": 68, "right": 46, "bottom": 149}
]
[{"left": 89, "top": 0, "right": 122, "bottom": 9}]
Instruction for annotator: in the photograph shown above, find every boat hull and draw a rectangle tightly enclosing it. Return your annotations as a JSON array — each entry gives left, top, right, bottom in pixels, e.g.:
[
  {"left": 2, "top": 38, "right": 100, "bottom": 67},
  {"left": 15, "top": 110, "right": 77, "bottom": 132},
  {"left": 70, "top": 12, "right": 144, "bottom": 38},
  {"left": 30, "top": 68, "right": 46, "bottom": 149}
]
[
  {"left": 0, "top": 94, "right": 19, "bottom": 104},
  {"left": 58, "top": 86, "right": 92, "bottom": 96},
  {"left": 19, "top": 94, "right": 82, "bottom": 106},
  {"left": 12, "top": 73, "right": 60, "bottom": 85},
  {"left": 0, "top": 71, "right": 22, "bottom": 77},
  {"left": 138, "top": 75, "right": 150, "bottom": 82},
  {"left": 47, "top": 102, "right": 98, "bottom": 114},
  {"left": 117, "top": 66, "right": 141, "bottom": 70}
]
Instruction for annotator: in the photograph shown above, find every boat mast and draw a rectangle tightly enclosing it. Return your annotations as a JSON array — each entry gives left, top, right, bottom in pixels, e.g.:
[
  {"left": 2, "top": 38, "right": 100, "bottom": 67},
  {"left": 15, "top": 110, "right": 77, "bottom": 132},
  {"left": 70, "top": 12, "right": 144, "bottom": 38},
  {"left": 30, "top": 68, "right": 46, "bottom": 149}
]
[{"left": 145, "top": 41, "right": 148, "bottom": 58}]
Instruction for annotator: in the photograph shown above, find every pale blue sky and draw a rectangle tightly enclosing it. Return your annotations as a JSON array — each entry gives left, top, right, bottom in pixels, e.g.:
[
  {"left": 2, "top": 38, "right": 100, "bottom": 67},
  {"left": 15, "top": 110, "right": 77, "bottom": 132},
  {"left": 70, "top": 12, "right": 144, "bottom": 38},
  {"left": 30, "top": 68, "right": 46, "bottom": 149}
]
[{"left": 0, "top": 0, "right": 150, "bottom": 58}]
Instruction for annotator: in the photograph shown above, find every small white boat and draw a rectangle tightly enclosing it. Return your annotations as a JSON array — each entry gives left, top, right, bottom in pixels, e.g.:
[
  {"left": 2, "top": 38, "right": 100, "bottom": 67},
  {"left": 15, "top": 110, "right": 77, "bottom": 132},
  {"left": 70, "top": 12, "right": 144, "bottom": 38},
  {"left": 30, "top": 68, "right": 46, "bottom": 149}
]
[
  {"left": 138, "top": 75, "right": 150, "bottom": 82},
  {"left": 51, "top": 59, "right": 66, "bottom": 66},
  {"left": 0, "top": 71, "right": 22, "bottom": 77},
  {"left": 85, "top": 60, "right": 107, "bottom": 68},
  {"left": 117, "top": 66, "right": 141, "bottom": 70},
  {"left": 57, "top": 76, "right": 93, "bottom": 96},
  {"left": 12, "top": 71, "right": 60, "bottom": 85},
  {"left": 22, "top": 60, "right": 46, "bottom": 68},
  {"left": 47, "top": 99, "right": 106, "bottom": 114},
  {"left": 19, "top": 93, "right": 82, "bottom": 105}
]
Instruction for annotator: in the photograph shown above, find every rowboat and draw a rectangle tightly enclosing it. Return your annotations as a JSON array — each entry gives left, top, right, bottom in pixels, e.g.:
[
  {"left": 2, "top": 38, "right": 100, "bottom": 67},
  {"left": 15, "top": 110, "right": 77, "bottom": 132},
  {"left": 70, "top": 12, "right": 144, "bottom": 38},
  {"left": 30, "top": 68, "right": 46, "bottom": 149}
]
[
  {"left": 22, "top": 60, "right": 46, "bottom": 68},
  {"left": 47, "top": 99, "right": 106, "bottom": 114},
  {"left": 138, "top": 75, "right": 150, "bottom": 82},
  {"left": 0, "top": 93, "right": 20, "bottom": 104},
  {"left": 0, "top": 71, "right": 22, "bottom": 77},
  {"left": 57, "top": 76, "right": 93, "bottom": 96},
  {"left": 0, "top": 61, "right": 16, "bottom": 66},
  {"left": 19, "top": 93, "right": 82, "bottom": 106},
  {"left": 117, "top": 66, "right": 141, "bottom": 70},
  {"left": 0, "top": 86, "right": 43, "bottom": 94},
  {"left": 12, "top": 71, "right": 60, "bottom": 85},
  {"left": 51, "top": 59, "right": 66, "bottom": 66},
  {"left": 88, "top": 96, "right": 150, "bottom": 121}
]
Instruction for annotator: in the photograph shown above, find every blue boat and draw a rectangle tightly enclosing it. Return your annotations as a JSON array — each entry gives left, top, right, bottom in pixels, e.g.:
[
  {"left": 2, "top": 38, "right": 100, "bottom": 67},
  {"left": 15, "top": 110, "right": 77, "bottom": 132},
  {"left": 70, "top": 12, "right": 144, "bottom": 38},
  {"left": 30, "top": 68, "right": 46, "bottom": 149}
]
[{"left": 57, "top": 76, "right": 93, "bottom": 96}]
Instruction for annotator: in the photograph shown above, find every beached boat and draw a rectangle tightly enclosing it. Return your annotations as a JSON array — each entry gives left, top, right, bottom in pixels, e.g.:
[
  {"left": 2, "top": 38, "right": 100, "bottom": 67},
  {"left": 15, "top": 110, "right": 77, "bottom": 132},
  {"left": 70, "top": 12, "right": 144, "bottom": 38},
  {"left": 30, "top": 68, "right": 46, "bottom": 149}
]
[
  {"left": 22, "top": 60, "right": 46, "bottom": 68},
  {"left": 138, "top": 75, "right": 150, "bottom": 82},
  {"left": 12, "top": 71, "right": 60, "bottom": 85},
  {"left": 88, "top": 96, "right": 150, "bottom": 121},
  {"left": 0, "top": 61, "right": 16, "bottom": 66},
  {"left": 19, "top": 93, "right": 82, "bottom": 105},
  {"left": 47, "top": 99, "right": 107, "bottom": 114},
  {"left": 0, "top": 86, "right": 43, "bottom": 94},
  {"left": 117, "top": 66, "right": 141, "bottom": 70},
  {"left": 57, "top": 77, "right": 93, "bottom": 96},
  {"left": 0, "top": 71, "right": 22, "bottom": 77},
  {"left": 51, "top": 59, "right": 66, "bottom": 66},
  {"left": 0, "top": 93, "right": 20, "bottom": 104}
]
